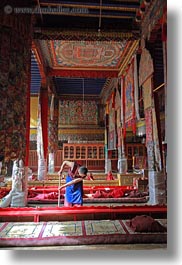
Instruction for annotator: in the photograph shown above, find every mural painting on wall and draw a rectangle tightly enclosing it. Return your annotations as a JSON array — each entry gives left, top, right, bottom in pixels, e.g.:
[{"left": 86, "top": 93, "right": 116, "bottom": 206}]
[
  {"left": 0, "top": 27, "right": 11, "bottom": 155},
  {"left": 0, "top": 25, "right": 31, "bottom": 161},
  {"left": 59, "top": 133, "right": 104, "bottom": 143},
  {"left": 59, "top": 100, "right": 98, "bottom": 125}
]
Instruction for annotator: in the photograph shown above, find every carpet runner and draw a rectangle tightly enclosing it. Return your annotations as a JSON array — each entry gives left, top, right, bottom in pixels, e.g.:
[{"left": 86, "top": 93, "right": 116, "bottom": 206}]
[{"left": 0, "top": 219, "right": 167, "bottom": 247}]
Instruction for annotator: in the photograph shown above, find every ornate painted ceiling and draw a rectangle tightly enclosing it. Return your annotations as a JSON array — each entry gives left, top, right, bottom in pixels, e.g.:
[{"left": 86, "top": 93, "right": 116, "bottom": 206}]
[
  {"left": 32, "top": 38, "right": 138, "bottom": 95},
  {"left": 40, "top": 40, "right": 127, "bottom": 70},
  {"left": 30, "top": 0, "right": 153, "bottom": 96}
]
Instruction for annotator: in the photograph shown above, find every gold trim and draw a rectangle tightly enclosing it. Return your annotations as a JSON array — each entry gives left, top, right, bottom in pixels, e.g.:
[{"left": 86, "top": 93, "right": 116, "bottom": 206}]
[
  {"left": 52, "top": 67, "right": 119, "bottom": 71},
  {"left": 40, "top": 29, "right": 134, "bottom": 39},
  {"left": 40, "top": 2, "right": 137, "bottom": 12},
  {"left": 59, "top": 128, "right": 104, "bottom": 134},
  {"left": 118, "top": 40, "right": 139, "bottom": 76},
  {"left": 42, "top": 13, "right": 133, "bottom": 19},
  {"left": 153, "top": 83, "right": 165, "bottom": 92}
]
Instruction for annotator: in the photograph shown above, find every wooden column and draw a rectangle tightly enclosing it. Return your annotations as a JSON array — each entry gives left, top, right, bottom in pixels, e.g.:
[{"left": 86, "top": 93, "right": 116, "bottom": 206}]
[{"left": 0, "top": 2, "right": 33, "bottom": 206}]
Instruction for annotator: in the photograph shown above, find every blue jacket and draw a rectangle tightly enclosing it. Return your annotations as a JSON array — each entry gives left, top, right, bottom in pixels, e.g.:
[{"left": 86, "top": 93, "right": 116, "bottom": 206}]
[{"left": 65, "top": 175, "right": 83, "bottom": 205}]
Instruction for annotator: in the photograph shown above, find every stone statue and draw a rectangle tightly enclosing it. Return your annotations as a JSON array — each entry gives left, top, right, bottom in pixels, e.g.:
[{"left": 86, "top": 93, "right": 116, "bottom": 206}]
[{"left": 11, "top": 159, "right": 24, "bottom": 192}]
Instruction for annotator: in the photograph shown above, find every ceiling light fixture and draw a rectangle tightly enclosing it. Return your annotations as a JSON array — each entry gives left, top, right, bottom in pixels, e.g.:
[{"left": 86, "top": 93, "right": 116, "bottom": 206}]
[{"left": 98, "top": 0, "right": 102, "bottom": 34}]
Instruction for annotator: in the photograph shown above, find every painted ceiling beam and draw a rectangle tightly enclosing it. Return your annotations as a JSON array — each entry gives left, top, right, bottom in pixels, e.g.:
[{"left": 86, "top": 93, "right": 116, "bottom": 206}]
[
  {"left": 47, "top": 68, "right": 118, "bottom": 78},
  {"left": 39, "top": 0, "right": 140, "bottom": 11},
  {"left": 39, "top": 1, "right": 139, "bottom": 12},
  {"left": 33, "top": 9, "right": 136, "bottom": 19},
  {"left": 35, "top": 0, "right": 140, "bottom": 19}
]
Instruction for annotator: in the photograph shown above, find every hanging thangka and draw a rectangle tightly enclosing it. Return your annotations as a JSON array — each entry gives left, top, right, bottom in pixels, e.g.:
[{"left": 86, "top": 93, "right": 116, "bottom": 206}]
[
  {"left": 123, "top": 58, "right": 136, "bottom": 133},
  {"left": 116, "top": 89, "right": 121, "bottom": 147},
  {"left": 145, "top": 108, "right": 155, "bottom": 170},
  {"left": 108, "top": 94, "right": 116, "bottom": 150},
  {"left": 152, "top": 107, "right": 162, "bottom": 171}
]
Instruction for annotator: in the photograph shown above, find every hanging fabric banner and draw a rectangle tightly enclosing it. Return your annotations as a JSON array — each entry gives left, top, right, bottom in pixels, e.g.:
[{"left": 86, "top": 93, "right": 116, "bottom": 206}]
[
  {"left": 124, "top": 58, "right": 136, "bottom": 132},
  {"left": 152, "top": 107, "right": 162, "bottom": 171},
  {"left": 145, "top": 107, "right": 155, "bottom": 170},
  {"left": 143, "top": 78, "right": 152, "bottom": 110},
  {"left": 134, "top": 55, "right": 140, "bottom": 121},
  {"left": 108, "top": 100, "right": 116, "bottom": 150},
  {"left": 50, "top": 94, "right": 54, "bottom": 121},
  {"left": 117, "top": 127, "right": 121, "bottom": 148},
  {"left": 122, "top": 76, "right": 126, "bottom": 138},
  {"left": 120, "top": 77, "right": 124, "bottom": 125},
  {"left": 115, "top": 86, "right": 121, "bottom": 111},
  {"left": 37, "top": 87, "right": 48, "bottom": 180},
  {"left": 40, "top": 87, "right": 48, "bottom": 160},
  {"left": 139, "top": 46, "right": 154, "bottom": 87}
]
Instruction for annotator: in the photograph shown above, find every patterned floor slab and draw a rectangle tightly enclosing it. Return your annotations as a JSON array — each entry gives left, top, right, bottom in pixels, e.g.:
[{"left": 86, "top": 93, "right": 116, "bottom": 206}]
[
  {"left": 0, "top": 219, "right": 167, "bottom": 247},
  {"left": 43, "top": 221, "right": 83, "bottom": 237},
  {"left": 0, "top": 220, "right": 128, "bottom": 239},
  {"left": 0, "top": 222, "right": 43, "bottom": 238},
  {"left": 85, "top": 220, "right": 125, "bottom": 235}
]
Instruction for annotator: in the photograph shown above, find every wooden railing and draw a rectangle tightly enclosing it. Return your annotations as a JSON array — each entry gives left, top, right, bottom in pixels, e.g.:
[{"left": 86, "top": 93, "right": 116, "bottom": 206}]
[
  {"left": 28, "top": 150, "right": 38, "bottom": 171},
  {"left": 28, "top": 150, "right": 63, "bottom": 172},
  {"left": 28, "top": 150, "right": 105, "bottom": 172}
]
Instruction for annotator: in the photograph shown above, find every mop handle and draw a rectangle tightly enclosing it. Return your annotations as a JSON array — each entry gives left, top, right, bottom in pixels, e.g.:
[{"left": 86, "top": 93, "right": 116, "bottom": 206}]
[{"left": 58, "top": 173, "right": 61, "bottom": 207}]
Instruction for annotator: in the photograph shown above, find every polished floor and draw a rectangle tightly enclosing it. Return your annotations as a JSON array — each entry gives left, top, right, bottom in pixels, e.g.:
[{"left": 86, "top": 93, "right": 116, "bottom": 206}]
[{"left": 1, "top": 244, "right": 167, "bottom": 250}]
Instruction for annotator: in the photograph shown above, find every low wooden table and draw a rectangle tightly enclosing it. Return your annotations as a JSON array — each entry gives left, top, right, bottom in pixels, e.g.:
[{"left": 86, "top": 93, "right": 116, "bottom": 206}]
[{"left": 117, "top": 173, "right": 143, "bottom": 186}]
